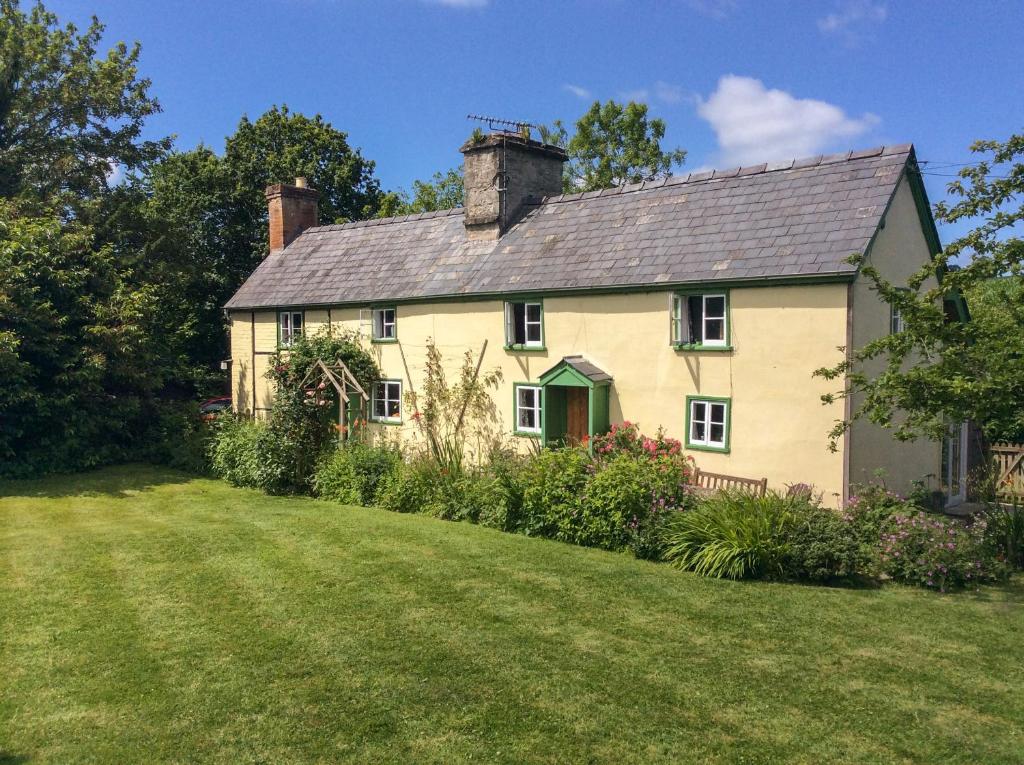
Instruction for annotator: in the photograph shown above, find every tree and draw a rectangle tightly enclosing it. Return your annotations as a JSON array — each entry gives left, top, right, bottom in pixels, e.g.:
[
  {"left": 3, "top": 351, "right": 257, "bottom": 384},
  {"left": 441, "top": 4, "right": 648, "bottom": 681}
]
[
  {"left": 540, "top": 100, "right": 686, "bottom": 192},
  {"left": 0, "top": 0, "right": 169, "bottom": 205},
  {"left": 377, "top": 167, "right": 463, "bottom": 217},
  {"left": 814, "top": 133, "right": 1024, "bottom": 447}
]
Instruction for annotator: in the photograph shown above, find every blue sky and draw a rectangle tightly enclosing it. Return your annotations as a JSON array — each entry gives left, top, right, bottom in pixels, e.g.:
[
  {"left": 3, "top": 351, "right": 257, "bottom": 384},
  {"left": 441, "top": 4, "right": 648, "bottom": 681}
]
[{"left": 52, "top": 0, "right": 1023, "bottom": 238}]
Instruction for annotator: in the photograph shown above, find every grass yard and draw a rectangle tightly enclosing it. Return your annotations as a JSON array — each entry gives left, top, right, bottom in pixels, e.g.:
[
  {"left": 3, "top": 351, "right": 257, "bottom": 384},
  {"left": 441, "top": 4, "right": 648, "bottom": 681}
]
[{"left": 1, "top": 467, "right": 1023, "bottom": 764}]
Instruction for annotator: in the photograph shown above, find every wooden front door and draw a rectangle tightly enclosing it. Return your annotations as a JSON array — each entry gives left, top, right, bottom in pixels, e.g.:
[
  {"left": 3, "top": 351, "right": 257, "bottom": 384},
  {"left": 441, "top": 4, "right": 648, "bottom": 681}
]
[{"left": 566, "top": 387, "right": 589, "bottom": 444}]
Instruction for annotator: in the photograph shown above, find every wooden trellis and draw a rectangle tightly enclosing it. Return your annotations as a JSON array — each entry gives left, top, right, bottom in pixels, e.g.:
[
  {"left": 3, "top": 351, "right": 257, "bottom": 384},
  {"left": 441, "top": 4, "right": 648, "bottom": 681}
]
[{"left": 298, "top": 358, "right": 370, "bottom": 441}]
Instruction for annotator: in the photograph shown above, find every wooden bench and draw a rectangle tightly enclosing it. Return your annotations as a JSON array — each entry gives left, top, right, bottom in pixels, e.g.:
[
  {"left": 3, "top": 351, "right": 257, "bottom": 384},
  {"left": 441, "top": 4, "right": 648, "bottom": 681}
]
[{"left": 692, "top": 468, "right": 768, "bottom": 497}]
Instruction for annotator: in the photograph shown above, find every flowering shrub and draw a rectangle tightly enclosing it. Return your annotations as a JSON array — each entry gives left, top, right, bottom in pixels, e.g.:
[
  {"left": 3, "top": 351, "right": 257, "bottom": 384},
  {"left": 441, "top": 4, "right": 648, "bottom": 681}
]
[
  {"left": 843, "top": 482, "right": 917, "bottom": 562},
  {"left": 879, "top": 512, "right": 1009, "bottom": 591},
  {"left": 590, "top": 422, "right": 685, "bottom": 462}
]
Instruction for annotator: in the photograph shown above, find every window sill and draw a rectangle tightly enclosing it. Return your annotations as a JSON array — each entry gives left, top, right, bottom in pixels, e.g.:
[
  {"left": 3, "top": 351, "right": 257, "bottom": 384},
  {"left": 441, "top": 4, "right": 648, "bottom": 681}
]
[
  {"left": 674, "top": 344, "right": 733, "bottom": 353},
  {"left": 371, "top": 338, "right": 399, "bottom": 344},
  {"left": 504, "top": 345, "right": 547, "bottom": 353},
  {"left": 370, "top": 418, "right": 403, "bottom": 426},
  {"left": 685, "top": 443, "right": 730, "bottom": 454},
  {"left": 514, "top": 430, "right": 542, "bottom": 439}
]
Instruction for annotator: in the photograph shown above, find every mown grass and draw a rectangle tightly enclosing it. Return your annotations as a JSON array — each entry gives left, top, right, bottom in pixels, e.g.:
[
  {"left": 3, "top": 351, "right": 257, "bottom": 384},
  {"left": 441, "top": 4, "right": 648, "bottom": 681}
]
[{"left": 1, "top": 465, "right": 1022, "bottom": 764}]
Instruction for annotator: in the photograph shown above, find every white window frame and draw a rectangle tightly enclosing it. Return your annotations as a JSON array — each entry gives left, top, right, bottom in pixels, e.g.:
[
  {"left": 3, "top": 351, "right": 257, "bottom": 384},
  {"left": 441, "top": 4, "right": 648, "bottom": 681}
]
[
  {"left": 688, "top": 398, "right": 729, "bottom": 450},
  {"left": 890, "top": 303, "right": 904, "bottom": 334},
  {"left": 504, "top": 300, "right": 544, "bottom": 348},
  {"left": 672, "top": 293, "right": 728, "bottom": 348},
  {"left": 371, "top": 380, "right": 402, "bottom": 423},
  {"left": 372, "top": 307, "right": 397, "bottom": 341},
  {"left": 279, "top": 310, "right": 303, "bottom": 347},
  {"left": 515, "top": 385, "right": 542, "bottom": 435}
]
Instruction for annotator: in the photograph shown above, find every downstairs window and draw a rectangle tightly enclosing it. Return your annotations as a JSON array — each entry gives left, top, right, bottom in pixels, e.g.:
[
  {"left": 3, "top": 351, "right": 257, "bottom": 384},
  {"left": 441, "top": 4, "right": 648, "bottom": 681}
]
[{"left": 686, "top": 397, "right": 730, "bottom": 452}]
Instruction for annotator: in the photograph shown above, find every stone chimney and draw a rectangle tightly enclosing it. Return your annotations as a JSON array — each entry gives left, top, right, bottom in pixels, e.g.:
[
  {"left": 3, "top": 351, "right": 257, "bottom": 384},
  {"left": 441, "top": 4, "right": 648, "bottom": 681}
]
[
  {"left": 265, "top": 177, "right": 319, "bottom": 254},
  {"left": 460, "top": 132, "right": 567, "bottom": 240}
]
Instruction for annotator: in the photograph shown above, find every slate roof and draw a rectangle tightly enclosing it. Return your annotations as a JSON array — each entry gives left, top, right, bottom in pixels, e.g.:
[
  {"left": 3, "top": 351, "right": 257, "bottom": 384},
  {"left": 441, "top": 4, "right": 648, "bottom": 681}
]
[
  {"left": 548, "top": 356, "right": 613, "bottom": 384},
  {"left": 225, "top": 144, "right": 916, "bottom": 310}
]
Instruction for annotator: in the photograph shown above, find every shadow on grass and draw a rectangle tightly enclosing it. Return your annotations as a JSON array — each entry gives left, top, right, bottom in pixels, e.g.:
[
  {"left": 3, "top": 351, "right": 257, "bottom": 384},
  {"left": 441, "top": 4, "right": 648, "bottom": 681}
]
[
  {"left": 0, "top": 463, "right": 196, "bottom": 500},
  {"left": 0, "top": 753, "right": 32, "bottom": 764}
]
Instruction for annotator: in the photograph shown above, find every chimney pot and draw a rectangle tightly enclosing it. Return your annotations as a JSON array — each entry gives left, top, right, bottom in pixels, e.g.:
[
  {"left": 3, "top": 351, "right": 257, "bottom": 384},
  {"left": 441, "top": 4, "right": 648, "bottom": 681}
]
[{"left": 265, "top": 180, "right": 319, "bottom": 255}]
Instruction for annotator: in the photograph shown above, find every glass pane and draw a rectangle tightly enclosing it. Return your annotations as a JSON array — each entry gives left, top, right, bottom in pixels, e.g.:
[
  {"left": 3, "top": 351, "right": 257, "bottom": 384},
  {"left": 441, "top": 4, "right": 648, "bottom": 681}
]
[
  {"left": 526, "top": 322, "right": 542, "bottom": 343},
  {"left": 704, "top": 295, "right": 725, "bottom": 319},
  {"left": 710, "top": 423, "right": 724, "bottom": 444},
  {"left": 704, "top": 318, "right": 724, "bottom": 341},
  {"left": 513, "top": 303, "right": 526, "bottom": 345},
  {"left": 526, "top": 303, "right": 541, "bottom": 322},
  {"left": 387, "top": 399, "right": 400, "bottom": 417},
  {"left": 692, "top": 421, "right": 706, "bottom": 442},
  {"left": 293, "top": 313, "right": 302, "bottom": 330},
  {"left": 693, "top": 402, "right": 706, "bottom": 423},
  {"left": 710, "top": 403, "right": 726, "bottom": 424},
  {"left": 518, "top": 388, "right": 535, "bottom": 408},
  {"left": 386, "top": 382, "right": 400, "bottom": 401},
  {"left": 374, "top": 397, "right": 386, "bottom": 418}
]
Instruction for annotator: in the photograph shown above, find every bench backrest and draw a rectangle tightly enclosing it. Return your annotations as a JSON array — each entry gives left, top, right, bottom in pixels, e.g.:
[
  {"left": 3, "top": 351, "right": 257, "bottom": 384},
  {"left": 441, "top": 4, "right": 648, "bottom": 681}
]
[{"left": 692, "top": 468, "right": 768, "bottom": 497}]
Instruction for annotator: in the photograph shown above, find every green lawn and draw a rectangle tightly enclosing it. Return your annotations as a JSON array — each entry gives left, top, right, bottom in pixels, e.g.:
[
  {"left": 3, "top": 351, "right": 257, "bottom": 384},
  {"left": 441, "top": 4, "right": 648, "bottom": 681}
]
[{"left": 1, "top": 467, "right": 1022, "bottom": 764}]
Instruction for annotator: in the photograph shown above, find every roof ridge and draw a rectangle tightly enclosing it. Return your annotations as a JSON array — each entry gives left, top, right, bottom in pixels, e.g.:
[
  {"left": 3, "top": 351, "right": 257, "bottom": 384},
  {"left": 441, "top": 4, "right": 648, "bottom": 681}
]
[
  {"left": 534, "top": 143, "right": 913, "bottom": 206},
  {"left": 304, "top": 205, "right": 465, "bottom": 234}
]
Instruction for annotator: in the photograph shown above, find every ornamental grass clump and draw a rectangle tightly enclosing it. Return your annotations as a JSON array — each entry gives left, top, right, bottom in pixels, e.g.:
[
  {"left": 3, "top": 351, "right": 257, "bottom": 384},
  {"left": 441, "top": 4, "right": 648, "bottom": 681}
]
[{"left": 662, "top": 490, "right": 801, "bottom": 580}]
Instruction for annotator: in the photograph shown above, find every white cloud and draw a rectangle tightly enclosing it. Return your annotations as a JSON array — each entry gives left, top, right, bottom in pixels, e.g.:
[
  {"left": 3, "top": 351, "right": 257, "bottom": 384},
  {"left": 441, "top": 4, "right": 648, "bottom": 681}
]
[
  {"left": 696, "top": 75, "right": 880, "bottom": 167},
  {"left": 424, "top": 0, "right": 489, "bottom": 7},
  {"left": 563, "top": 83, "right": 592, "bottom": 100},
  {"left": 818, "top": 1, "right": 887, "bottom": 44},
  {"left": 105, "top": 161, "right": 125, "bottom": 187}
]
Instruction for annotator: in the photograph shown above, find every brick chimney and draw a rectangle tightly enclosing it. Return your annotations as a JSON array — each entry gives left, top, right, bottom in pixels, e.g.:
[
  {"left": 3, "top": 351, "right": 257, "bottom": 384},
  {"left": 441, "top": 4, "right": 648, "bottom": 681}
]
[
  {"left": 460, "top": 132, "right": 567, "bottom": 240},
  {"left": 265, "top": 177, "right": 319, "bottom": 254}
]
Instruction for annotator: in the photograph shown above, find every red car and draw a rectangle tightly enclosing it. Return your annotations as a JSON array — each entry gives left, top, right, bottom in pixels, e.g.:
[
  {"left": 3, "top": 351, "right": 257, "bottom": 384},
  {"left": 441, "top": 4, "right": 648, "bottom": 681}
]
[{"left": 199, "top": 396, "right": 232, "bottom": 422}]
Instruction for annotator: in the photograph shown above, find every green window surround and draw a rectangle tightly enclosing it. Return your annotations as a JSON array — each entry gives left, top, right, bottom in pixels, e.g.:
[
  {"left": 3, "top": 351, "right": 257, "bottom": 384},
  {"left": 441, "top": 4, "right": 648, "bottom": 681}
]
[
  {"left": 685, "top": 395, "right": 731, "bottom": 453},
  {"left": 277, "top": 309, "right": 305, "bottom": 348},
  {"left": 671, "top": 290, "right": 732, "bottom": 351},
  {"left": 512, "top": 383, "right": 543, "bottom": 437},
  {"left": 504, "top": 298, "right": 545, "bottom": 351},
  {"left": 371, "top": 306, "right": 398, "bottom": 343}
]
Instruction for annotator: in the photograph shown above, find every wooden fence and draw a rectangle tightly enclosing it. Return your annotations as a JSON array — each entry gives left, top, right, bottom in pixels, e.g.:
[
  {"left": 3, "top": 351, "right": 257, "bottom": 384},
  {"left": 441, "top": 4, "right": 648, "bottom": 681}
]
[{"left": 992, "top": 442, "right": 1024, "bottom": 499}]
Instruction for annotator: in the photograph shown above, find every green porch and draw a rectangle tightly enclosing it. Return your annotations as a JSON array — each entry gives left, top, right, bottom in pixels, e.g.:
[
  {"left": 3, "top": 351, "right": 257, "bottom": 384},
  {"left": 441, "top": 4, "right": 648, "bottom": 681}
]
[{"left": 538, "top": 355, "right": 612, "bottom": 447}]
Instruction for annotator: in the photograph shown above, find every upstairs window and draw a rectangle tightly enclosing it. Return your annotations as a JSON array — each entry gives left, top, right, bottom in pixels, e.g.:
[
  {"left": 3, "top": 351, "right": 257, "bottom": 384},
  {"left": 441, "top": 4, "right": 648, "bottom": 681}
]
[
  {"left": 890, "top": 289, "right": 909, "bottom": 334},
  {"left": 686, "top": 397, "right": 730, "bottom": 452},
  {"left": 372, "top": 307, "right": 397, "bottom": 342},
  {"left": 504, "top": 300, "right": 544, "bottom": 348},
  {"left": 514, "top": 385, "right": 542, "bottom": 435},
  {"left": 372, "top": 380, "right": 402, "bottom": 423},
  {"left": 278, "top": 310, "right": 304, "bottom": 347},
  {"left": 672, "top": 293, "right": 729, "bottom": 348}
]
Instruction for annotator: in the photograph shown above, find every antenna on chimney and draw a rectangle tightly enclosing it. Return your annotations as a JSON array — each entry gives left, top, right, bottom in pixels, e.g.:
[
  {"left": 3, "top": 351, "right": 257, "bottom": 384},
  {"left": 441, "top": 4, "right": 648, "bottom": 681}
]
[{"left": 467, "top": 114, "right": 537, "bottom": 138}]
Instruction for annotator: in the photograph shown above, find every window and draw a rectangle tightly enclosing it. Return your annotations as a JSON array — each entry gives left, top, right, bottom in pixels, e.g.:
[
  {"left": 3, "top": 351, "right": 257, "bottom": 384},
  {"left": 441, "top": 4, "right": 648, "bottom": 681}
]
[
  {"left": 514, "top": 385, "right": 542, "bottom": 435},
  {"left": 672, "top": 293, "right": 729, "bottom": 348},
  {"left": 372, "top": 380, "right": 402, "bottom": 423},
  {"left": 372, "top": 307, "right": 397, "bottom": 341},
  {"left": 279, "top": 311, "right": 303, "bottom": 347},
  {"left": 890, "top": 304, "right": 904, "bottom": 334},
  {"left": 504, "top": 300, "right": 543, "bottom": 348},
  {"left": 686, "top": 397, "right": 730, "bottom": 451}
]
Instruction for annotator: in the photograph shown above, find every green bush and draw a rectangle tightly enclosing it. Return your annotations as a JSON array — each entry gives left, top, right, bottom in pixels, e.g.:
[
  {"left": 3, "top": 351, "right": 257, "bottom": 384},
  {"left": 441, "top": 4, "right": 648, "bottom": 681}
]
[
  {"left": 662, "top": 491, "right": 802, "bottom": 579},
  {"left": 880, "top": 512, "right": 1009, "bottom": 591},
  {"left": 519, "top": 447, "right": 591, "bottom": 539},
  {"left": 781, "top": 507, "right": 867, "bottom": 582},
  {"left": 313, "top": 443, "right": 401, "bottom": 506},
  {"left": 140, "top": 400, "right": 213, "bottom": 475},
  {"left": 209, "top": 417, "right": 295, "bottom": 494},
  {"left": 575, "top": 454, "right": 693, "bottom": 558},
  {"left": 843, "top": 482, "right": 918, "bottom": 565},
  {"left": 376, "top": 458, "right": 442, "bottom": 515}
]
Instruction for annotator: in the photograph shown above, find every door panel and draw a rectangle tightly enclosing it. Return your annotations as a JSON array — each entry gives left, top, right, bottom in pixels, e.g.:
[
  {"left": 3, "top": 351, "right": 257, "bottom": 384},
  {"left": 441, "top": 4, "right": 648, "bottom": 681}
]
[{"left": 566, "top": 388, "right": 589, "bottom": 444}]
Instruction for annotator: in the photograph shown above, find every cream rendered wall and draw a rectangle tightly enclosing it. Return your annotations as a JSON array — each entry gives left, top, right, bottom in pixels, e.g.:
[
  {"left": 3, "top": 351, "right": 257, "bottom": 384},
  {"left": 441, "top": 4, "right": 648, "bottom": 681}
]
[
  {"left": 848, "top": 176, "right": 942, "bottom": 494},
  {"left": 231, "top": 283, "right": 850, "bottom": 502}
]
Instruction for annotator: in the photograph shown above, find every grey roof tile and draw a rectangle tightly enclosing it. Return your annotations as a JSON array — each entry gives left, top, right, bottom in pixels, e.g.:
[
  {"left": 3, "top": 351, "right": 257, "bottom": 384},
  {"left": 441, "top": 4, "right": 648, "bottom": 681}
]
[{"left": 225, "top": 145, "right": 915, "bottom": 309}]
